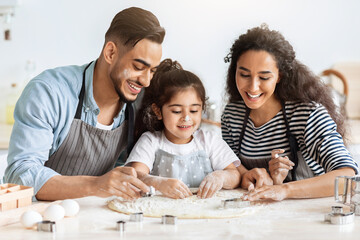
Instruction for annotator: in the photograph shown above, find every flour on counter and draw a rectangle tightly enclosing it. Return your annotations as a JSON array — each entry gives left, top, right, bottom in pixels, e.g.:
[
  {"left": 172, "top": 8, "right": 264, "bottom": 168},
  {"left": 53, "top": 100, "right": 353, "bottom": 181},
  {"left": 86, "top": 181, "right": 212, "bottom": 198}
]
[{"left": 108, "top": 189, "right": 261, "bottom": 219}]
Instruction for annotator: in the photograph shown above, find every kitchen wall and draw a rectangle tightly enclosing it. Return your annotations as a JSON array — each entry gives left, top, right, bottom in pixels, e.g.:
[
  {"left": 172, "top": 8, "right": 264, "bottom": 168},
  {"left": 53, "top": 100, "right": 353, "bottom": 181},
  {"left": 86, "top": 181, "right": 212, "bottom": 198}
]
[{"left": 0, "top": 0, "right": 360, "bottom": 122}]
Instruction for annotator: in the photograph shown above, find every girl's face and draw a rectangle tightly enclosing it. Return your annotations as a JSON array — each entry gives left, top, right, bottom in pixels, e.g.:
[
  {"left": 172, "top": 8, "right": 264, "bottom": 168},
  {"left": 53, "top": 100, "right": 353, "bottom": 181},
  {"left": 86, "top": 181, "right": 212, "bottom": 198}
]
[
  {"left": 154, "top": 87, "right": 203, "bottom": 144},
  {"left": 235, "top": 50, "right": 280, "bottom": 111}
]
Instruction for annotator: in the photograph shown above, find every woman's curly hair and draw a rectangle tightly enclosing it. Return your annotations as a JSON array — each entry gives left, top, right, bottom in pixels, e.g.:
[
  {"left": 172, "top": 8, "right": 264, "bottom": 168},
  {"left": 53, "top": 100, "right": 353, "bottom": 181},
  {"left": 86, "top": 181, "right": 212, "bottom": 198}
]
[{"left": 224, "top": 24, "right": 346, "bottom": 139}]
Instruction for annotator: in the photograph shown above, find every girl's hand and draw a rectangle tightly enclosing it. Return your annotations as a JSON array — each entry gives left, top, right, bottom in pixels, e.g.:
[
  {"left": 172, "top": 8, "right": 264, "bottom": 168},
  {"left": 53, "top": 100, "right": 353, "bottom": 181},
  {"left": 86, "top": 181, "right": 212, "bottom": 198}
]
[
  {"left": 198, "top": 171, "right": 224, "bottom": 199},
  {"left": 157, "top": 178, "right": 193, "bottom": 199},
  {"left": 242, "top": 184, "right": 288, "bottom": 201},
  {"left": 269, "top": 149, "right": 294, "bottom": 185}
]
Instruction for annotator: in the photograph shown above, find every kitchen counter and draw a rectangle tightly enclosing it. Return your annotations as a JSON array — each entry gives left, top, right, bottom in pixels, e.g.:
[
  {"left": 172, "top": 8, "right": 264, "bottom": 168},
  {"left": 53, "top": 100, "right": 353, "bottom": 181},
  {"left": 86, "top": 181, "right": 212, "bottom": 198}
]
[{"left": 0, "top": 191, "right": 359, "bottom": 240}]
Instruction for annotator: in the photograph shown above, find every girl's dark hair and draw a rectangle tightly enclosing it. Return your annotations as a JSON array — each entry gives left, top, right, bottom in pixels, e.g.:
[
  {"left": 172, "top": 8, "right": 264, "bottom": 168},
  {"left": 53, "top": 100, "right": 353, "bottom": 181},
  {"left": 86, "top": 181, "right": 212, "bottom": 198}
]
[
  {"left": 224, "top": 24, "right": 346, "bottom": 139},
  {"left": 135, "top": 58, "right": 207, "bottom": 139}
]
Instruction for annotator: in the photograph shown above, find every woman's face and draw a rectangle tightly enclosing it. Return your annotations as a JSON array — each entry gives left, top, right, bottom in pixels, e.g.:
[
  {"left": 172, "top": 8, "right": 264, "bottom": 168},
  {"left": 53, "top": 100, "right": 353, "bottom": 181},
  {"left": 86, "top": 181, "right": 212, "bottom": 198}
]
[{"left": 235, "top": 50, "right": 280, "bottom": 111}]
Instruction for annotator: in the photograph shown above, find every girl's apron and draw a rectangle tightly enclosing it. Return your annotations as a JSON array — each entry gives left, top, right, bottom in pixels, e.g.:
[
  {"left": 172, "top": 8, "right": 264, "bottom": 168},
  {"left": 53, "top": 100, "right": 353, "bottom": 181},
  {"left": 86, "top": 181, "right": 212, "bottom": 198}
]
[{"left": 151, "top": 133, "right": 213, "bottom": 187}]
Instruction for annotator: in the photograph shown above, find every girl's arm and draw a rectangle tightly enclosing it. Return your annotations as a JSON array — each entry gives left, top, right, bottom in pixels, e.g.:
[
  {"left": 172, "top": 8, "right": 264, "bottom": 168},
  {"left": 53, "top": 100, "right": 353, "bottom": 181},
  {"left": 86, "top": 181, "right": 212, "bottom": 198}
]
[
  {"left": 198, "top": 163, "right": 240, "bottom": 199},
  {"left": 130, "top": 162, "right": 192, "bottom": 199},
  {"left": 243, "top": 167, "right": 355, "bottom": 201}
]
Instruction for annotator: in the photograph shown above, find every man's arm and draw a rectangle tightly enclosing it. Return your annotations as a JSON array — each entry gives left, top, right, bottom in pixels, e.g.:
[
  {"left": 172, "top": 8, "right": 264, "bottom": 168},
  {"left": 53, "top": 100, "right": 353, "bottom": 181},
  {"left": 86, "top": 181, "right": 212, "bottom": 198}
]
[
  {"left": 5, "top": 80, "right": 64, "bottom": 197},
  {"left": 36, "top": 166, "right": 150, "bottom": 200}
]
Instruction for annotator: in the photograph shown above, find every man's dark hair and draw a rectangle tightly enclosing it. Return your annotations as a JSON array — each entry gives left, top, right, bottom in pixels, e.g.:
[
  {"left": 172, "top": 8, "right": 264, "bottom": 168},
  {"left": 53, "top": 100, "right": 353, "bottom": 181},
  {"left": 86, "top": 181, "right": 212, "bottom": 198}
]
[{"left": 105, "top": 7, "right": 165, "bottom": 47}]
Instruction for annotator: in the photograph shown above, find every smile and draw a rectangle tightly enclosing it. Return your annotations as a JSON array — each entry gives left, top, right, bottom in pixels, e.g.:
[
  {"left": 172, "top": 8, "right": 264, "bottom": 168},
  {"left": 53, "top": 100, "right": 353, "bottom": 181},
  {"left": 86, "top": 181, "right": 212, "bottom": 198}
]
[
  {"left": 246, "top": 92, "right": 262, "bottom": 98},
  {"left": 178, "top": 125, "right": 191, "bottom": 129},
  {"left": 128, "top": 81, "right": 142, "bottom": 93}
]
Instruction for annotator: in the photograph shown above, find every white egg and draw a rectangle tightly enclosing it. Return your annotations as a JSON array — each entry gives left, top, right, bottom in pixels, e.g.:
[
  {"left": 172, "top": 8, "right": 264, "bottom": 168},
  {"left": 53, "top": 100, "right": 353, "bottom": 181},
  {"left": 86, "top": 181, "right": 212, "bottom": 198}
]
[
  {"left": 60, "top": 199, "right": 80, "bottom": 217},
  {"left": 20, "top": 210, "right": 43, "bottom": 228},
  {"left": 43, "top": 204, "right": 65, "bottom": 221}
]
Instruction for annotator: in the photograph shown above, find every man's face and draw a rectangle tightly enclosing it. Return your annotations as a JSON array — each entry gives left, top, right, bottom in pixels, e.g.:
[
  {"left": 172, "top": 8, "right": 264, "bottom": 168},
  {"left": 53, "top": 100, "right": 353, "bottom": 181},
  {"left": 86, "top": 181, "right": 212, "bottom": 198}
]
[{"left": 109, "top": 39, "right": 162, "bottom": 103}]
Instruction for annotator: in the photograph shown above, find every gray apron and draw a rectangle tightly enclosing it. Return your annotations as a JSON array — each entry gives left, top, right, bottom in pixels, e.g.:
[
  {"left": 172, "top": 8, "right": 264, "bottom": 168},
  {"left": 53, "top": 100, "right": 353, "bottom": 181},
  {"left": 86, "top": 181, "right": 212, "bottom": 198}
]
[
  {"left": 45, "top": 62, "right": 134, "bottom": 176},
  {"left": 239, "top": 102, "right": 314, "bottom": 182},
  {"left": 151, "top": 134, "right": 213, "bottom": 187}
]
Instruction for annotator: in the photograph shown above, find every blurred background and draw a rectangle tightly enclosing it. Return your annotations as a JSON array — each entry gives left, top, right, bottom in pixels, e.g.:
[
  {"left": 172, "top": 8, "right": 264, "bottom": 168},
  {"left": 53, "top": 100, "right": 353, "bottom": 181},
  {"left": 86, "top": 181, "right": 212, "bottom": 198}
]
[{"left": 0, "top": 0, "right": 359, "bottom": 164}]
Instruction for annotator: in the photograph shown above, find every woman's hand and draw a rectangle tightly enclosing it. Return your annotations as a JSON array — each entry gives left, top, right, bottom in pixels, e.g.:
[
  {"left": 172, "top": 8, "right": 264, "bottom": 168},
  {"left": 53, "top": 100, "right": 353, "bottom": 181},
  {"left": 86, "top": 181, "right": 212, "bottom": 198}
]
[
  {"left": 241, "top": 168, "right": 273, "bottom": 190},
  {"left": 197, "top": 171, "right": 225, "bottom": 199},
  {"left": 156, "top": 178, "right": 193, "bottom": 199},
  {"left": 269, "top": 149, "right": 294, "bottom": 185},
  {"left": 242, "top": 184, "right": 288, "bottom": 201}
]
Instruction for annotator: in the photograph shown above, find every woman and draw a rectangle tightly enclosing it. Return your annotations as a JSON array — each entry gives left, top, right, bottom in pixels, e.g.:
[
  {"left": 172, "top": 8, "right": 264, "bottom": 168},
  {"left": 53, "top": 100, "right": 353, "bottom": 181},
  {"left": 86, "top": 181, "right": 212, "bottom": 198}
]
[{"left": 221, "top": 25, "right": 358, "bottom": 201}]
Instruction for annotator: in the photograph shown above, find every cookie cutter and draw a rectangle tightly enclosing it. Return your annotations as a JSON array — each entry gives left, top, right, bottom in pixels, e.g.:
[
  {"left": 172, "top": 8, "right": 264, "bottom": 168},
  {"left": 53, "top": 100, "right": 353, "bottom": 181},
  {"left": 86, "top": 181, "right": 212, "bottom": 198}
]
[
  {"left": 221, "top": 198, "right": 251, "bottom": 209},
  {"left": 37, "top": 220, "right": 56, "bottom": 232},
  {"left": 329, "top": 212, "right": 354, "bottom": 225},
  {"left": 116, "top": 220, "right": 126, "bottom": 232},
  {"left": 161, "top": 215, "right": 177, "bottom": 225},
  {"left": 141, "top": 186, "right": 155, "bottom": 197},
  {"left": 129, "top": 212, "right": 143, "bottom": 222},
  {"left": 324, "top": 206, "right": 354, "bottom": 225},
  {"left": 324, "top": 206, "right": 343, "bottom": 221}
]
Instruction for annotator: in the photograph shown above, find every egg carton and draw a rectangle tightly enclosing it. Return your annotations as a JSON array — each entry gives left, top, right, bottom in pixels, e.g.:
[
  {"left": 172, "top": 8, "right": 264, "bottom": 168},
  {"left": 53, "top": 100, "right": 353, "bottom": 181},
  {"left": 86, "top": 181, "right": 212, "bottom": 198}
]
[{"left": 0, "top": 183, "right": 34, "bottom": 211}]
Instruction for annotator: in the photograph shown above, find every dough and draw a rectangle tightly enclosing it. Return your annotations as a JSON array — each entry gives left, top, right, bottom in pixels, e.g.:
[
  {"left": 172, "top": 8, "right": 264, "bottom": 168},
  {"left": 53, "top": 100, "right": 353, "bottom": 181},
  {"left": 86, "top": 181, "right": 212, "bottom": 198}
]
[{"left": 107, "top": 189, "right": 259, "bottom": 219}]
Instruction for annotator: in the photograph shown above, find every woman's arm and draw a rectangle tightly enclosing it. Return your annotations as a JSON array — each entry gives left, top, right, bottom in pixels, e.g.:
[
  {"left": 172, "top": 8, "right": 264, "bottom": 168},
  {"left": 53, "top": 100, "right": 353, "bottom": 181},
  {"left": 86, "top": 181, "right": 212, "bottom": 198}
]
[
  {"left": 130, "top": 162, "right": 192, "bottom": 199},
  {"left": 243, "top": 167, "right": 355, "bottom": 201}
]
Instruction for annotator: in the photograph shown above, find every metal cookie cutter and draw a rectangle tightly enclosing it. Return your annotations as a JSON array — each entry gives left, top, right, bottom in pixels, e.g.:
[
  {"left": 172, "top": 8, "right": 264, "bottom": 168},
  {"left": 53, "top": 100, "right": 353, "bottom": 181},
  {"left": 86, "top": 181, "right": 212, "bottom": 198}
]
[
  {"left": 116, "top": 220, "right": 126, "bottom": 232},
  {"left": 330, "top": 212, "right": 355, "bottom": 225},
  {"left": 324, "top": 206, "right": 354, "bottom": 225},
  {"left": 130, "top": 212, "right": 143, "bottom": 222},
  {"left": 141, "top": 186, "right": 155, "bottom": 197},
  {"left": 37, "top": 220, "right": 56, "bottom": 232},
  {"left": 161, "top": 215, "right": 177, "bottom": 225},
  {"left": 324, "top": 206, "right": 343, "bottom": 221},
  {"left": 221, "top": 198, "right": 251, "bottom": 209}
]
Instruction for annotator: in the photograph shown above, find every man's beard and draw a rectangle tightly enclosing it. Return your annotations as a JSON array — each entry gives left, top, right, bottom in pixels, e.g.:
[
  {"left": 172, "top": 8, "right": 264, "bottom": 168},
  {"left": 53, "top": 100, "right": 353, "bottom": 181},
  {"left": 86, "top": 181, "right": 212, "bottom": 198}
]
[
  {"left": 114, "top": 84, "right": 134, "bottom": 104},
  {"left": 110, "top": 72, "right": 136, "bottom": 103}
]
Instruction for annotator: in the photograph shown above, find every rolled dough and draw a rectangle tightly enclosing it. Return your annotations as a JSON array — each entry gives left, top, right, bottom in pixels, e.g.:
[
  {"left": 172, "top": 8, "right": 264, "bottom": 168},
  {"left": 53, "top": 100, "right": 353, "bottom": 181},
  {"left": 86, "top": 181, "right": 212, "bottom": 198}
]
[{"left": 107, "top": 189, "right": 260, "bottom": 219}]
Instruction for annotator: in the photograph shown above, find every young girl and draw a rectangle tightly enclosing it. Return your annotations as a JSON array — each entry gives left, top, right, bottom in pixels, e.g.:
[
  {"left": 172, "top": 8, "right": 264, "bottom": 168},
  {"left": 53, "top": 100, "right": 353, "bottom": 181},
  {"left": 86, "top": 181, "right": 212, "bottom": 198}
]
[{"left": 126, "top": 59, "right": 240, "bottom": 199}]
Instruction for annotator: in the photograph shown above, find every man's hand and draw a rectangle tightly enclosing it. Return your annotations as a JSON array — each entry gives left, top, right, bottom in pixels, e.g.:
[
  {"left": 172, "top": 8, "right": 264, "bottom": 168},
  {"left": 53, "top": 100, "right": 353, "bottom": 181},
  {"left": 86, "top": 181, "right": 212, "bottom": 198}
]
[
  {"left": 94, "top": 166, "right": 150, "bottom": 200},
  {"left": 241, "top": 168, "right": 273, "bottom": 190},
  {"left": 269, "top": 149, "right": 294, "bottom": 185}
]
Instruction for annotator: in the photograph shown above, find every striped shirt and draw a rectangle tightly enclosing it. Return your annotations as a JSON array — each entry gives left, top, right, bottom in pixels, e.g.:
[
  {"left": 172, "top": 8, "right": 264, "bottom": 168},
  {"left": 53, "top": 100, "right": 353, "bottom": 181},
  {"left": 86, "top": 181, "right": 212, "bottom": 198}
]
[{"left": 221, "top": 101, "right": 359, "bottom": 176}]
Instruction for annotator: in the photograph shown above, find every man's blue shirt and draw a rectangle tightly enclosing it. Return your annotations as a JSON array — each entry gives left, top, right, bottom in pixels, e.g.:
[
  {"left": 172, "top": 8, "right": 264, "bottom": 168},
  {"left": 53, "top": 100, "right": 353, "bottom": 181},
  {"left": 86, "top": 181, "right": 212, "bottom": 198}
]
[{"left": 4, "top": 61, "right": 126, "bottom": 197}]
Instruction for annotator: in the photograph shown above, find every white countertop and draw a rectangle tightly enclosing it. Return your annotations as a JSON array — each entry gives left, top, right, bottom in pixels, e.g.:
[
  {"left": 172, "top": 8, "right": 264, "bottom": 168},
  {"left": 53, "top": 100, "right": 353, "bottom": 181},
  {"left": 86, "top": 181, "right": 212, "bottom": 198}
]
[{"left": 0, "top": 191, "right": 359, "bottom": 240}]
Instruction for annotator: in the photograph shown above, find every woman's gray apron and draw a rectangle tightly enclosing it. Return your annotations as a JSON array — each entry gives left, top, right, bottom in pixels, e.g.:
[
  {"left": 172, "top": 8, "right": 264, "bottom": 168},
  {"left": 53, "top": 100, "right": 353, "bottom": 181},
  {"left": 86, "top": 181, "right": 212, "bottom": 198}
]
[
  {"left": 239, "top": 103, "right": 314, "bottom": 182},
  {"left": 45, "top": 62, "right": 134, "bottom": 176},
  {"left": 150, "top": 134, "right": 213, "bottom": 187}
]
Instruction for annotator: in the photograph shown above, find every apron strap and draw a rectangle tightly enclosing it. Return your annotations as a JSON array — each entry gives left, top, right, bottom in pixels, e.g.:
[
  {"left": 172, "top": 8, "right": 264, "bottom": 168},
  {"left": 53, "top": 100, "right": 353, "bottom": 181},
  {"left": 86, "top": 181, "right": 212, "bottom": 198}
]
[
  {"left": 125, "top": 103, "right": 135, "bottom": 155},
  {"left": 75, "top": 62, "right": 93, "bottom": 119},
  {"left": 75, "top": 61, "right": 135, "bottom": 156},
  {"left": 281, "top": 102, "right": 299, "bottom": 181},
  {"left": 238, "top": 101, "right": 299, "bottom": 181},
  {"left": 238, "top": 106, "right": 250, "bottom": 151}
]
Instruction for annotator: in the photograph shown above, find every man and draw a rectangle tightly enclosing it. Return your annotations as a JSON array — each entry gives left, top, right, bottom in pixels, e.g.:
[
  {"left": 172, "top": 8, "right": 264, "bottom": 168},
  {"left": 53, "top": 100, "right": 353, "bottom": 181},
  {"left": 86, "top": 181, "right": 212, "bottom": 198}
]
[{"left": 4, "top": 7, "right": 165, "bottom": 201}]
